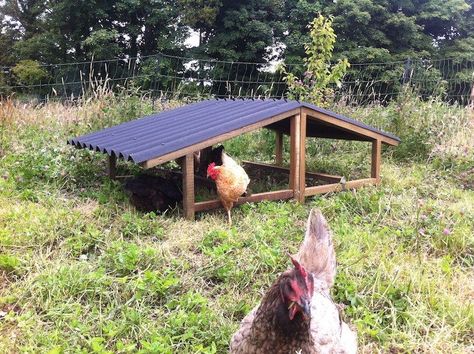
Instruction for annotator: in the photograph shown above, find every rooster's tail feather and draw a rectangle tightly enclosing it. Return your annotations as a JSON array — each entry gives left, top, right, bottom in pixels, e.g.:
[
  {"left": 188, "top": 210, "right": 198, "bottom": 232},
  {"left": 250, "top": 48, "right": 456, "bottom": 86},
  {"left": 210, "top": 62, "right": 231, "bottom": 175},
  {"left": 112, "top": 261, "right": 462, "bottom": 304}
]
[{"left": 296, "top": 209, "right": 336, "bottom": 289}]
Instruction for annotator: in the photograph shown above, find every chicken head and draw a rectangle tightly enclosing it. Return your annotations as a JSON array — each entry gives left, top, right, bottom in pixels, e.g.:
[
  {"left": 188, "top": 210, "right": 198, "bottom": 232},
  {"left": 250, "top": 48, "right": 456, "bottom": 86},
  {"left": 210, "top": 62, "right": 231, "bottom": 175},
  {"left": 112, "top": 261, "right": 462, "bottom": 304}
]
[{"left": 280, "top": 257, "right": 315, "bottom": 321}]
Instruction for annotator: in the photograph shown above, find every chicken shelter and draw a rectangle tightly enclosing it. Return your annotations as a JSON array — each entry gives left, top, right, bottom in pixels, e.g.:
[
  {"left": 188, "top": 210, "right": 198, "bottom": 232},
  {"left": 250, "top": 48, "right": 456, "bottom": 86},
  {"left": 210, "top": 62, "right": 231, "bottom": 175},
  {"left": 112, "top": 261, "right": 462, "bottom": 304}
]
[{"left": 68, "top": 99, "right": 400, "bottom": 220}]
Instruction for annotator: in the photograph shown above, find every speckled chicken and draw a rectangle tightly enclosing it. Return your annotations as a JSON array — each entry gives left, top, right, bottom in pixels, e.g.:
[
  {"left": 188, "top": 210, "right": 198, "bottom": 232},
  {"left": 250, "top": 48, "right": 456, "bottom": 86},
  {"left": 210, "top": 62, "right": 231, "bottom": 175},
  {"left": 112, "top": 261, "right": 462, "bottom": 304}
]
[
  {"left": 230, "top": 209, "right": 357, "bottom": 354},
  {"left": 207, "top": 150, "right": 250, "bottom": 225}
]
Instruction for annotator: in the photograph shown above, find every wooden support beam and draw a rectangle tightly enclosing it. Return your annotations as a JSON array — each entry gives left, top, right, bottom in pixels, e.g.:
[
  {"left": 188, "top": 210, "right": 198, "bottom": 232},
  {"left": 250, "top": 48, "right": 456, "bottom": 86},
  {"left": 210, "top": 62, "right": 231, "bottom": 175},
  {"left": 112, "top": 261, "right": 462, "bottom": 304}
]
[
  {"left": 371, "top": 139, "right": 382, "bottom": 185},
  {"left": 301, "top": 107, "right": 400, "bottom": 146},
  {"left": 242, "top": 161, "right": 342, "bottom": 183},
  {"left": 194, "top": 189, "right": 294, "bottom": 212},
  {"left": 298, "top": 111, "right": 307, "bottom": 203},
  {"left": 107, "top": 154, "right": 116, "bottom": 179},
  {"left": 304, "top": 178, "right": 377, "bottom": 197},
  {"left": 289, "top": 114, "right": 301, "bottom": 200},
  {"left": 275, "top": 131, "right": 283, "bottom": 166},
  {"left": 182, "top": 153, "right": 195, "bottom": 220}
]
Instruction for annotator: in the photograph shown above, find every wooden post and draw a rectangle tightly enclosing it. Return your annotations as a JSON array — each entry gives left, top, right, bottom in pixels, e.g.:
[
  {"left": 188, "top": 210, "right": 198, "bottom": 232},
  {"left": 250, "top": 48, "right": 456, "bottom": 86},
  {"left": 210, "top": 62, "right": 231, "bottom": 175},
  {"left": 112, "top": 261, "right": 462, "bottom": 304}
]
[
  {"left": 289, "top": 114, "right": 301, "bottom": 200},
  {"left": 275, "top": 131, "right": 283, "bottom": 166},
  {"left": 371, "top": 139, "right": 382, "bottom": 184},
  {"left": 107, "top": 154, "right": 116, "bottom": 179},
  {"left": 182, "top": 153, "right": 195, "bottom": 220},
  {"left": 298, "top": 111, "right": 307, "bottom": 203}
]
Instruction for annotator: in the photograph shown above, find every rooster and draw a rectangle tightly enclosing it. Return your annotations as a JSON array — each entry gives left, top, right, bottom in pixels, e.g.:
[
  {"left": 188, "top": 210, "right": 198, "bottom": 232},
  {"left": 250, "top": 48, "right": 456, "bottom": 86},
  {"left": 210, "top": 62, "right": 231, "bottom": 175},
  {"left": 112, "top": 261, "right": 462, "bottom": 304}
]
[
  {"left": 230, "top": 209, "right": 357, "bottom": 354},
  {"left": 206, "top": 149, "right": 250, "bottom": 225}
]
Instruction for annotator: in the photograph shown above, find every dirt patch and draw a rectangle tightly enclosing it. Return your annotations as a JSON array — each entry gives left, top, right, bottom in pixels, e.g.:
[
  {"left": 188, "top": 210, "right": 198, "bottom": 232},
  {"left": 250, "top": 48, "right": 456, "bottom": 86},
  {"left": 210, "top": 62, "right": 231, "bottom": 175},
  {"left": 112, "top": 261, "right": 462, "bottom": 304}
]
[{"left": 73, "top": 199, "right": 99, "bottom": 217}]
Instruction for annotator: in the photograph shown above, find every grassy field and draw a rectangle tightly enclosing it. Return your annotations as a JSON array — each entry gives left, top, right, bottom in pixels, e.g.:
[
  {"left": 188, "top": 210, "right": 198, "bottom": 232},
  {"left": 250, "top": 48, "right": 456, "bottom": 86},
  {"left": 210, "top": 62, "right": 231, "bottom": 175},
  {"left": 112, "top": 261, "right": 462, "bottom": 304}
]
[{"left": 0, "top": 92, "right": 473, "bottom": 353}]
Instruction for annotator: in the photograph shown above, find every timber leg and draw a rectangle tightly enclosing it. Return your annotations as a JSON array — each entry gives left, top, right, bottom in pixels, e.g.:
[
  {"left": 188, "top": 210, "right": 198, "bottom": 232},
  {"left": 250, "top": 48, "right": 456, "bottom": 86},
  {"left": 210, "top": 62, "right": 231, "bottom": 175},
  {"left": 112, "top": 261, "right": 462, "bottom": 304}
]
[
  {"left": 371, "top": 139, "right": 382, "bottom": 184},
  {"left": 107, "top": 154, "right": 116, "bottom": 179},
  {"left": 275, "top": 131, "right": 283, "bottom": 166},
  {"left": 298, "top": 112, "right": 307, "bottom": 203},
  {"left": 289, "top": 113, "right": 301, "bottom": 201},
  {"left": 182, "top": 153, "right": 195, "bottom": 220}
]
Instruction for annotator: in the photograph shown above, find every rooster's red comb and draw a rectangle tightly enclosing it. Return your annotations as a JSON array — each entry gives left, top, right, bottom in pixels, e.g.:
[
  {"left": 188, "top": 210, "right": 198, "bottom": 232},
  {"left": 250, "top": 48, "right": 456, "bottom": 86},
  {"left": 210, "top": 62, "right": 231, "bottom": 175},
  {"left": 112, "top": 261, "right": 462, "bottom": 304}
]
[
  {"left": 290, "top": 255, "right": 307, "bottom": 278},
  {"left": 207, "top": 162, "right": 216, "bottom": 173}
]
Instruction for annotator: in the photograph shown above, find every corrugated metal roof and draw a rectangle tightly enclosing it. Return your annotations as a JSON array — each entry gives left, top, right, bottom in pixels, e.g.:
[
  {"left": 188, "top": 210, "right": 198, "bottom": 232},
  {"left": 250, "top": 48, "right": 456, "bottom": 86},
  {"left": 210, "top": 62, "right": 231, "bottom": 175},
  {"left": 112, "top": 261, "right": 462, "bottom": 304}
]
[{"left": 68, "top": 99, "right": 400, "bottom": 164}]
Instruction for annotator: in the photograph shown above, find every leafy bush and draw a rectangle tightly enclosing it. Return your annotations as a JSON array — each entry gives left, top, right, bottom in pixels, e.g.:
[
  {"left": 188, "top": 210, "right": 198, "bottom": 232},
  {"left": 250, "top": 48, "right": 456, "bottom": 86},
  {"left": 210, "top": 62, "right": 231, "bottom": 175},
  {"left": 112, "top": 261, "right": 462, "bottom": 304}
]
[
  {"left": 12, "top": 60, "right": 49, "bottom": 86},
  {"left": 281, "top": 15, "right": 350, "bottom": 107}
]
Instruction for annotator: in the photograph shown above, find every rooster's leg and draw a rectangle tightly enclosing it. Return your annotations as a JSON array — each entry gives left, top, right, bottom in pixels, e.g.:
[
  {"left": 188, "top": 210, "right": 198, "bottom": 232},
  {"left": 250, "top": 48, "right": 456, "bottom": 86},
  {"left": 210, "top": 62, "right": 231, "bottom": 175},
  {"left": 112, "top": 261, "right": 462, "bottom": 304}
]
[{"left": 227, "top": 209, "right": 232, "bottom": 226}]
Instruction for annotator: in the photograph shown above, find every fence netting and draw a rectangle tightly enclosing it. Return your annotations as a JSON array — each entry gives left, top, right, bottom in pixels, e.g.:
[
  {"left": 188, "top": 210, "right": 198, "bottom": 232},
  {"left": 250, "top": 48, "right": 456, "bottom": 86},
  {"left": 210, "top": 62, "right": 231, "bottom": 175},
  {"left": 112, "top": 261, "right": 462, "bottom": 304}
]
[{"left": 1, "top": 52, "right": 473, "bottom": 105}]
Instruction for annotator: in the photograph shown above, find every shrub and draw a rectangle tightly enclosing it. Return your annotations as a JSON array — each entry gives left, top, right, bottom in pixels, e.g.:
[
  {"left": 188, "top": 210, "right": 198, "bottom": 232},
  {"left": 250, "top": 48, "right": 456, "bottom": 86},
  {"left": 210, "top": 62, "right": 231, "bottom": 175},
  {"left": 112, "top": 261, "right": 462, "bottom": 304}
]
[
  {"left": 281, "top": 14, "right": 350, "bottom": 107},
  {"left": 12, "top": 60, "right": 49, "bottom": 86}
]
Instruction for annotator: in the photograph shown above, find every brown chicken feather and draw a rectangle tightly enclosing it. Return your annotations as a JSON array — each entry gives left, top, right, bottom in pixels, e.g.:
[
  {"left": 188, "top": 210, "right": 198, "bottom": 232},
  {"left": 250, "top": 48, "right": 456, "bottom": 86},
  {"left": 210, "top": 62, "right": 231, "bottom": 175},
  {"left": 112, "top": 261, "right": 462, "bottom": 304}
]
[{"left": 207, "top": 152, "right": 250, "bottom": 225}]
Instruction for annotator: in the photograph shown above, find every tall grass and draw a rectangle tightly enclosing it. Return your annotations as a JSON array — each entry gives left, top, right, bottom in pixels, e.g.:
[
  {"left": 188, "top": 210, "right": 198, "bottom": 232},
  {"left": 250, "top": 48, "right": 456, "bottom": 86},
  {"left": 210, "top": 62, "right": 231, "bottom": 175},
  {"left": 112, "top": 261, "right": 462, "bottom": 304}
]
[{"left": 0, "top": 91, "right": 473, "bottom": 353}]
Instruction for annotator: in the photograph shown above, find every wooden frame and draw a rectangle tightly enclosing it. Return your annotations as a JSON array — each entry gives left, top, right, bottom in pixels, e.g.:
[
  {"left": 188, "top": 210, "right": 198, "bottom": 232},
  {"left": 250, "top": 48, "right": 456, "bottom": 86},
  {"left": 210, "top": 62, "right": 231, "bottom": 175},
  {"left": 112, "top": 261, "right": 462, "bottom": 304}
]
[
  {"left": 107, "top": 154, "right": 116, "bottom": 179},
  {"left": 182, "top": 154, "right": 195, "bottom": 220},
  {"left": 371, "top": 139, "right": 382, "bottom": 184},
  {"left": 275, "top": 131, "right": 283, "bottom": 166},
  {"left": 194, "top": 189, "right": 294, "bottom": 212},
  {"left": 127, "top": 106, "right": 397, "bottom": 220},
  {"left": 298, "top": 111, "right": 307, "bottom": 202},
  {"left": 305, "top": 178, "right": 377, "bottom": 197},
  {"left": 301, "top": 107, "right": 400, "bottom": 146},
  {"left": 242, "top": 161, "right": 342, "bottom": 183},
  {"left": 289, "top": 113, "right": 301, "bottom": 199}
]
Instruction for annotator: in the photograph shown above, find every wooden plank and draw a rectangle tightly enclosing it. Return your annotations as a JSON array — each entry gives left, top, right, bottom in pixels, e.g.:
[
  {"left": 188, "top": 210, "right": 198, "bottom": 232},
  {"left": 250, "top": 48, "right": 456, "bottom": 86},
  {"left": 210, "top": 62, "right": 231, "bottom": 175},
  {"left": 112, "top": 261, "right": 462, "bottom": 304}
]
[
  {"left": 304, "top": 178, "right": 377, "bottom": 197},
  {"left": 371, "top": 139, "right": 382, "bottom": 184},
  {"left": 301, "top": 108, "right": 400, "bottom": 146},
  {"left": 298, "top": 110, "right": 307, "bottom": 203},
  {"left": 141, "top": 108, "right": 301, "bottom": 169},
  {"left": 194, "top": 189, "right": 294, "bottom": 212},
  {"left": 242, "top": 161, "right": 342, "bottom": 182},
  {"left": 275, "top": 131, "right": 283, "bottom": 166},
  {"left": 182, "top": 153, "right": 195, "bottom": 220},
  {"left": 106, "top": 154, "right": 116, "bottom": 179},
  {"left": 289, "top": 114, "right": 301, "bottom": 197}
]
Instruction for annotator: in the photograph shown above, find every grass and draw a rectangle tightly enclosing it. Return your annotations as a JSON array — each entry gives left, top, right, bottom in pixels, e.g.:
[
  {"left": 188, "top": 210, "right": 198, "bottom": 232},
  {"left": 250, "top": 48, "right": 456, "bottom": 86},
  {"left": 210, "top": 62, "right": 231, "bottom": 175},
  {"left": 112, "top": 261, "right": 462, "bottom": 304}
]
[{"left": 0, "top": 92, "right": 473, "bottom": 353}]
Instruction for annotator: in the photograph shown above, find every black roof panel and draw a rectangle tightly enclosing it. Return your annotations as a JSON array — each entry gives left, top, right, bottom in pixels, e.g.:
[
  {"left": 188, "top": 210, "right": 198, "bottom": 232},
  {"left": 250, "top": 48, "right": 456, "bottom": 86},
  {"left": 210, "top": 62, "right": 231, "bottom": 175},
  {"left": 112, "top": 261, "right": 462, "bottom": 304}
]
[{"left": 68, "top": 99, "right": 400, "bottom": 164}]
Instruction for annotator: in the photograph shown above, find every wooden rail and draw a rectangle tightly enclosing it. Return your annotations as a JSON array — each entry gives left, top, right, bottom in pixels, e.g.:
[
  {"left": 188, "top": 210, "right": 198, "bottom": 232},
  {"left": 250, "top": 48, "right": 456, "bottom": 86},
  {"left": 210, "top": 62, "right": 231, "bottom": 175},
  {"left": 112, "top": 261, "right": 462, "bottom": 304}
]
[
  {"left": 304, "top": 178, "right": 377, "bottom": 196},
  {"left": 242, "top": 161, "right": 342, "bottom": 183},
  {"left": 194, "top": 189, "right": 294, "bottom": 212}
]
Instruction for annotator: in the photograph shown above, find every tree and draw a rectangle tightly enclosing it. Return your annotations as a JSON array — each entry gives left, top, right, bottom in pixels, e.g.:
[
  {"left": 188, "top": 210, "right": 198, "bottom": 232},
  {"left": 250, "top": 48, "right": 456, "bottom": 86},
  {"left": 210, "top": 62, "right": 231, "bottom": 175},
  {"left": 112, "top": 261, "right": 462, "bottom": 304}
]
[
  {"left": 282, "top": 15, "right": 350, "bottom": 106},
  {"left": 203, "top": 0, "right": 285, "bottom": 62},
  {"left": 179, "top": 0, "right": 222, "bottom": 49},
  {"left": 0, "top": 0, "right": 186, "bottom": 64},
  {"left": 280, "top": 0, "right": 472, "bottom": 63},
  {"left": 279, "top": 0, "right": 324, "bottom": 64}
]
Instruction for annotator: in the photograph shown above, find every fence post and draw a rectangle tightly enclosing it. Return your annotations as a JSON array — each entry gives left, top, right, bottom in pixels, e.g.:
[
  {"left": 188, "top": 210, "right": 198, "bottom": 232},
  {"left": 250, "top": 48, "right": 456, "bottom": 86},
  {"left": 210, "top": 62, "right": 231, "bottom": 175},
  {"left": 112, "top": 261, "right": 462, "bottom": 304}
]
[{"left": 403, "top": 57, "right": 412, "bottom": 85}]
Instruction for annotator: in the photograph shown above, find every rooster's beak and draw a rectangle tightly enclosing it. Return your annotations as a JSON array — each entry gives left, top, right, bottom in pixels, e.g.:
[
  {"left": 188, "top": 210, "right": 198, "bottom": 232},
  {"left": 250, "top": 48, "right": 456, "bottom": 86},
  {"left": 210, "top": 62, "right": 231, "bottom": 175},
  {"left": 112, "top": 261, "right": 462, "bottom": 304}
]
[{"left": 299, "top": 299, "right": 311, "bottom": 318}]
